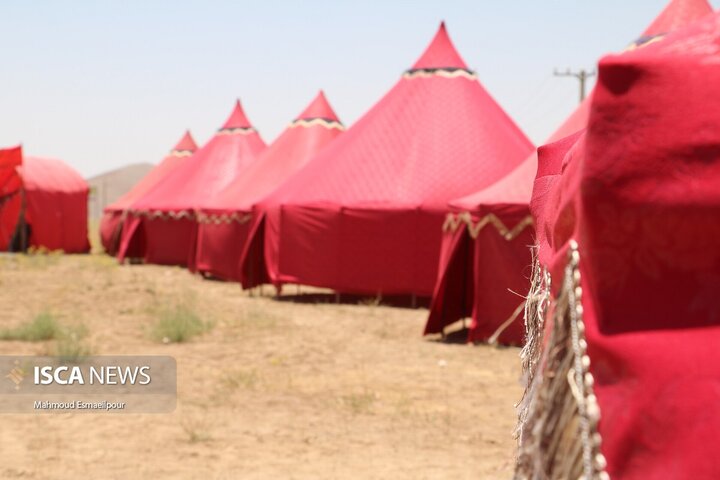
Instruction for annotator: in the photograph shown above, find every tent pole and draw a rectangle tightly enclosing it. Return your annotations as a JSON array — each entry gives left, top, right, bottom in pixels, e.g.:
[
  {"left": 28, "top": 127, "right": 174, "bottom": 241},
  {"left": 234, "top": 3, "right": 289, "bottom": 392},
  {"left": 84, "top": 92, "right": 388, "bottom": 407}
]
[
  {"left": 411, "top": 293, "right": 417, "bottom": 309},
  {"left": 335, "top": 292, "right": 340, "bottom": 304}
]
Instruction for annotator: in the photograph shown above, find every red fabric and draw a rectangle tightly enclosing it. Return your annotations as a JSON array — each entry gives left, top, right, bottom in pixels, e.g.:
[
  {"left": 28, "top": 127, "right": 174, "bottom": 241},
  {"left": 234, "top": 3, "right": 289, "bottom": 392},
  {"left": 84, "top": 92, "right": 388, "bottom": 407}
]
[
  {"left": 530, "top": 131, "right": 584, "bottom": 266},
  {"left": 424, "top": 226, "right": 474, "bottom": 334},
  {"left": 467, "top": 207, "right": 532, "bottom": 345},
  {"left": 426, "top": 206, "right": 532, "bottom": 345},
  {"left": 0, "top": 147, "right": 89, "bottom": 253},
  {"left": 99, "top": 211, "right": 122, "bottom": 255},
  {"left": 100, "top": 130, "right": 198, "bottom": 255},
  {"left": 411, "top": 22, "right": 468, "bottom": 70},
  {"left": 240, "top": 23, "right": 533, "bottom": 295},
  {"left": 0, "top": 146, "right": 23, "bottom": 249},
  {"left": 192, "top": 91, "right": 343, "bottom": 279},
  {"left": 641, "top": 0, "right": 712, "bottom": 37},
  {"left": 118, "top": 101, "right": 266, "bottom": 265},
  {"left": 545, "top": 13, "right": 720, "bottom": 478}
]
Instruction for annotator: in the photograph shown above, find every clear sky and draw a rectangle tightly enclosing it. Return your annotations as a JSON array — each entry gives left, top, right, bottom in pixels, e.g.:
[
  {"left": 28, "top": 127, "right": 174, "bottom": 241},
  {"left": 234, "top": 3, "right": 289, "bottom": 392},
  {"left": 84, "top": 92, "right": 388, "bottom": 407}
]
[{"left": 1, "top": 0, "right": 717, "bottom": 178}]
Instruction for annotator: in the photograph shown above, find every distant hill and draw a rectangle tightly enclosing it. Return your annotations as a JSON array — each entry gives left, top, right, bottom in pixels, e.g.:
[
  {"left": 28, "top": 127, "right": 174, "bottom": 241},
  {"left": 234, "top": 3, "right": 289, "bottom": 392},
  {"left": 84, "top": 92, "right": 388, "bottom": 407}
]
[{"left": 87, "top": 163, "right": 154, "bottom": 219}]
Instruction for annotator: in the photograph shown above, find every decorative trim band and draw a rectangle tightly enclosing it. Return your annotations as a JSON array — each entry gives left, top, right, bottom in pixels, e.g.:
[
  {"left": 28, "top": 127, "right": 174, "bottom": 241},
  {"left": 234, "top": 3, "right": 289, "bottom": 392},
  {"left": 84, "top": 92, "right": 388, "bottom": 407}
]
[
  {"left": 403, "top": 67, "right": 477, "bottom": 80},
  {"left": 133, "top": 210, "right": 195, "bottom": 221},
  {"left": 217, "top": 127, "right": 257, "bottom": 136},
  {"left": 196, "top": 211, "right": 252, "bottom": 225},
  {"left": 289, "top": 117, "right": 345, "bottom": 130},
  {"left": 442, "top": 211, "right": 534, "bottom": 241}
]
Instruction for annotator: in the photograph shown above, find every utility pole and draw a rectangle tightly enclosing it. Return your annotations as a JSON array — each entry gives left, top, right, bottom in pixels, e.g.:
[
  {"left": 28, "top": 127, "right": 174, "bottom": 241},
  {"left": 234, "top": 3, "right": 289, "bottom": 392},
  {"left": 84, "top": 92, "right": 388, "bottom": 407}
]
[{"left": 554, "top": 68, "right": 596, "bottom": 103}]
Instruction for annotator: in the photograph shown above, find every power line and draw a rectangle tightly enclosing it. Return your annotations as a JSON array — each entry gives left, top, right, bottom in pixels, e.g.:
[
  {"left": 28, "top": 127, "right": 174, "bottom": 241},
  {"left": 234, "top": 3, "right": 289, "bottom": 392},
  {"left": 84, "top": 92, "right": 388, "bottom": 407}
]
[{"left": 553, "top": 68, "right": 596, "bottom": 103}]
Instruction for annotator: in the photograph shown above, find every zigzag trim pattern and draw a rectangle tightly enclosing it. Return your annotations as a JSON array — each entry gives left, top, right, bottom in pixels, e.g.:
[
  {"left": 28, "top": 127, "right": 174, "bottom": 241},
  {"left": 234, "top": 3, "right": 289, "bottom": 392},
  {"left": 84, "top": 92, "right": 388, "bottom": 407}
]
[
  {"left": 403, "top": 67, "right": 477, "bottom": 80},
  {"left": 442, "top": 211, "right": 534, "bottom": 241},
  {"left": 217, "top": 127, "right": 257, "bottom": 136},
  {"left": 289, "top": 118, "right": 345, "bottom": 130},
  {"left": 133, "top": 210, "right": 195, "bottom": 221},
  {"left": 196, "top": 211, "right": 252, "bottom": 225}
]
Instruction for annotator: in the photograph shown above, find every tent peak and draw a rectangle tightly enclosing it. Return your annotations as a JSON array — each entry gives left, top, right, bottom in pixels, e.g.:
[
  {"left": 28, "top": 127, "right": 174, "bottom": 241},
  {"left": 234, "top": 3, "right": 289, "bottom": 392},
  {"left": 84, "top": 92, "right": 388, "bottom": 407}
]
[
  {"left": 172, "top": 130, "right": 198, "bottom": 154},
  {"left": 220, "top": 99, "right": 253, "bottom": 130},
  {"left": 410, "top": 21, "right": 469, "bottom": 71},
  {"left": 295, "top": 90, "right": 341, "bottom": 123}
]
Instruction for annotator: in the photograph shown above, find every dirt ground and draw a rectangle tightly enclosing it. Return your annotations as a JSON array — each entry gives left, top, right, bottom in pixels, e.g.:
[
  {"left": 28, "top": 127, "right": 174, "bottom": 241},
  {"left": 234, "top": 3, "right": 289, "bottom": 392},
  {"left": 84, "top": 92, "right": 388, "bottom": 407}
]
[{"left": 0, "top": 253, "right": 522, "bottom": 479}]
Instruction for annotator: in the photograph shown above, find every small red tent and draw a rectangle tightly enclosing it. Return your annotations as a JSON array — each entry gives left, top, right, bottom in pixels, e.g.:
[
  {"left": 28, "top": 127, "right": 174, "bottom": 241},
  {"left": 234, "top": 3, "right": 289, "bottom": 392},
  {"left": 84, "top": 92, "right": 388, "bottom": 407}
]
[
  {"left": 192, "top": 91, "right": 343, "bottom": 280},
  {"left": 118, "top": 100, "right": 266, "bottom": 265},
  {"left": 238, "top": 23, "right": 533, "bottom": 296},
  {"left": 100, "top": 130, "right": 198, "bottom": 255},
  {"left": 0, "top": 145, "right": 89, "bottom": 253},
  {"left": 516, "top": 12, "right": 720, "bottom": 478}
]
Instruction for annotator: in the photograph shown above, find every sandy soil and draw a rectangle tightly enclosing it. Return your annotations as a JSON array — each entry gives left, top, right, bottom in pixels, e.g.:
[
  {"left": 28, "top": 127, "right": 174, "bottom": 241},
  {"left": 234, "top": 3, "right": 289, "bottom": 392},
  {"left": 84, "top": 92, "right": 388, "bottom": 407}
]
[{"left": 0, "top": 254, "right": 521, "bottom": 479}]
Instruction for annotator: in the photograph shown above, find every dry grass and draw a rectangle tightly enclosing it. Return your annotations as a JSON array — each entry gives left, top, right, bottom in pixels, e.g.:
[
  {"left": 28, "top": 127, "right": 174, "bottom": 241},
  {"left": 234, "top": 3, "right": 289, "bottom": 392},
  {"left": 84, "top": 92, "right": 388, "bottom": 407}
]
[{"left": 0, "top": 253, "right": 522, "bottom": 479}]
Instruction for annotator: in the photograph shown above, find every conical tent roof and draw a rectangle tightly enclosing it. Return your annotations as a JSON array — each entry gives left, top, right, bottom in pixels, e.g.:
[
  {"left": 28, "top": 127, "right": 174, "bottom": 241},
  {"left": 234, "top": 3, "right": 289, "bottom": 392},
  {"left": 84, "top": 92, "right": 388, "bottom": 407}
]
[
  {"left": 642, "top": 0, "right": 713, "bottom": 37},
  {"left": 263, "top": 22, "right": 533, "bottom": 210},
  {"left": 130, "top": 100, "right": 266, "bottom": 213},
  {"left": 172, "top": 130, "right": 198, "bottom": 153},
  {"left": 201, "top": 91, "right": 343, "bottom": 214},
  {"left": 105, "top": 130, "right": 198, "bottom": 213}
]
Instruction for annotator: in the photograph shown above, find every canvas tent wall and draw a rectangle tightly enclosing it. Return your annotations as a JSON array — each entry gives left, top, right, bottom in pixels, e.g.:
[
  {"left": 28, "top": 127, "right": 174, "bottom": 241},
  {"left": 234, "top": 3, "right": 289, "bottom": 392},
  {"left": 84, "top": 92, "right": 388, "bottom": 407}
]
[
  {"left": 0, "top": 145, "right": 89, "bottom": 253},
  {"left": 238, "top": 23, "right": 533, "bottom": 296},
  {"left": 192, "top": 91, "right": 343, "bottom": 281},
  {"left": 100, "top": 130, "right": 198, "bottom": 256},
  {"left": 118, "top": 101, "right": 266, "bottom": 265}
]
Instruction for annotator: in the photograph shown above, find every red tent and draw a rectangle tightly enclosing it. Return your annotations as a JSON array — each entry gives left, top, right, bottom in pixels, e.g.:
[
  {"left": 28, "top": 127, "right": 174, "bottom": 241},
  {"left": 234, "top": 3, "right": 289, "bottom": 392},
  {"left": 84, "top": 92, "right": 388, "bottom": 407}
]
[
  {"left": 516, "top": 11, "right": 720, "bottom": 479},
  {"left": 192, "top": 91, "right": 343, "bottom": 280},
  {"left": 99, "top": 130, "right": 198, "bottom": 255},
  {"left": 425, "top": 157, "right": 536, "bottom": 345},
  {"left": 238, "top": 23, "right": 533, "bottom": 296},
  {"left": 0, "top": 145, "right": 89, "bottom": 253},
  {"left": 118, "top": 100, "right": 266, "bottom": 265}
]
